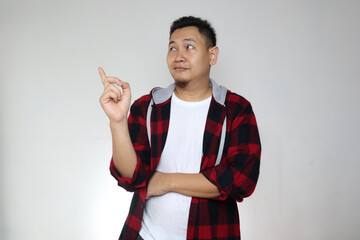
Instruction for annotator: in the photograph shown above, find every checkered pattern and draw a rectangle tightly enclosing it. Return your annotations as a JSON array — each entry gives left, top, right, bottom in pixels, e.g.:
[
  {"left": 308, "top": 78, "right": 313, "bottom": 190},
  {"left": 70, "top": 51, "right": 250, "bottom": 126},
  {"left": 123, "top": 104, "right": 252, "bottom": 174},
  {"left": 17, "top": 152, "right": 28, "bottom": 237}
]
[{"left": 110, "top": 89, "right": 261, "bottom": 240}]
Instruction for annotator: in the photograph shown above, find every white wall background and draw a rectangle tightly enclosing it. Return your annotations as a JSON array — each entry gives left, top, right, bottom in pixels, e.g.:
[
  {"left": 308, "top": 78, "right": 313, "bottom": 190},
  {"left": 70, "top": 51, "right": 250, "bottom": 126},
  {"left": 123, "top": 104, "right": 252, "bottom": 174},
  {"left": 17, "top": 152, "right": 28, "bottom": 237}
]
[{"left": 1, "top": 0, "right": 359, "bottom": 239}]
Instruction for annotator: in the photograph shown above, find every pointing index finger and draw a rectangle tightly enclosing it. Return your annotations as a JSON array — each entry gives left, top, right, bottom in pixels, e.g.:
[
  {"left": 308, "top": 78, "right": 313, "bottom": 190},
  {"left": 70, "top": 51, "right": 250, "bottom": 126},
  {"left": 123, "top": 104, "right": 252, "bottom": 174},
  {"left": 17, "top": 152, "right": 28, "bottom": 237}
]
[{"left": 98, "top": 67, "right": 107, "bottom": 85}]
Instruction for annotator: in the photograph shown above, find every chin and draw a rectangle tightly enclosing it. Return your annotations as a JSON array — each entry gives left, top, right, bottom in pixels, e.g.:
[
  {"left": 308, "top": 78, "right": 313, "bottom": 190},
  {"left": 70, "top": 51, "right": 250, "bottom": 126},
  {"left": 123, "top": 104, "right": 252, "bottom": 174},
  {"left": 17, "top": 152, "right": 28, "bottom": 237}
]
[
  {"left": 173, "top": 77, "right": 190, "bottom": 88},
  {"left": 172, "top": 73, "right": 189, "bottom": 83}
]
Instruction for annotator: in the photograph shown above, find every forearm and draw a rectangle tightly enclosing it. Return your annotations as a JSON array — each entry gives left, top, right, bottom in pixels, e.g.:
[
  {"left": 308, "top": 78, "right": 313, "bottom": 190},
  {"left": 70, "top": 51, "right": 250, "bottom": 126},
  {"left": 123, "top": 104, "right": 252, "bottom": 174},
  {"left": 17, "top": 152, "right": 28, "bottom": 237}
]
[
  {"left": 110, "top": 120, "right": 137, "bottom": 178},
  {"left": 168, "top": 173, "right": 220, "bottom": 198}
]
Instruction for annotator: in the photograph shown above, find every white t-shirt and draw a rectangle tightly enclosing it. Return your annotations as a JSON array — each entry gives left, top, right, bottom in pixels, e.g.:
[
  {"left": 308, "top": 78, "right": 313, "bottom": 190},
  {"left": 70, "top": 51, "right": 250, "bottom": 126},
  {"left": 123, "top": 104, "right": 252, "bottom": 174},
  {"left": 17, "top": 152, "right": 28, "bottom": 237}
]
[{"left": 139, "top": 92, "right": 211, "bottom": 240}]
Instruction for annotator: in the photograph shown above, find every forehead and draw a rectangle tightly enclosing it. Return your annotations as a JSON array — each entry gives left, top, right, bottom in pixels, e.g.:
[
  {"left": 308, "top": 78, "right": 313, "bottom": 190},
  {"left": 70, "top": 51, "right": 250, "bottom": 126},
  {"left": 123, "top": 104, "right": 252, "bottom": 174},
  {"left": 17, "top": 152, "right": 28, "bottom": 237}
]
[{"left": 169, "top": 26, "right": 205, "bottom": 44}]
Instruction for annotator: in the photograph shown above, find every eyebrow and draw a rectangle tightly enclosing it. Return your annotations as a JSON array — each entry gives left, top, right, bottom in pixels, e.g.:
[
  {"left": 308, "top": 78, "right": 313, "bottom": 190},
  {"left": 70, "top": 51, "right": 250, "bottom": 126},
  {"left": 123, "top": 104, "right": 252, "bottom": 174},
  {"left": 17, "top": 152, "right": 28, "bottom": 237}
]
[{"left": 169, "top": 38, "right": 197, "bottom": 45}]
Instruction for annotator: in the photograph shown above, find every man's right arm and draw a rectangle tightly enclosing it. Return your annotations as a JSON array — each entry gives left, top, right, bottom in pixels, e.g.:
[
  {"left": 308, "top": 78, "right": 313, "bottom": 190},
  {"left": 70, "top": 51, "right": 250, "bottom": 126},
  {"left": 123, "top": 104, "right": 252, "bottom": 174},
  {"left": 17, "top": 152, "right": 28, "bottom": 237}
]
[
  {"left": 109, "top": 120, "right": 137, "bottom": 178},
  {"left": 98, "top": 67, "right": 137, "bottom": 178}
]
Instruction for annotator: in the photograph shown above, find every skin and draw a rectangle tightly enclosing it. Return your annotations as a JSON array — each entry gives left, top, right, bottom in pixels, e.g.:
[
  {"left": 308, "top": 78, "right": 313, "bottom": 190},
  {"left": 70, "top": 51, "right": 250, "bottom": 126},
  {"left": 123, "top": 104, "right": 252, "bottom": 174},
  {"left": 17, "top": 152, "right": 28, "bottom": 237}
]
[
  {"left": 98, "top": 67, "right": 137, "bottom": 178},
  {"left": 99, "top": 26, "right": 220, "bottom": 199},
  {"left": 167, "top": 26, "right": 219, "bottom": 102}
]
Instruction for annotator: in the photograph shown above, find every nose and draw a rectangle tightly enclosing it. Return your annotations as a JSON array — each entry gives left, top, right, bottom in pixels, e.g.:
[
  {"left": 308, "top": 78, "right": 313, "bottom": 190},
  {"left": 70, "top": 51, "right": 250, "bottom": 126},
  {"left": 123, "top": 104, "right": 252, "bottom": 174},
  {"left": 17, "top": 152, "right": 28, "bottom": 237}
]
[{"left": 175, "top": 50, "right": 185, "bottom": 62}]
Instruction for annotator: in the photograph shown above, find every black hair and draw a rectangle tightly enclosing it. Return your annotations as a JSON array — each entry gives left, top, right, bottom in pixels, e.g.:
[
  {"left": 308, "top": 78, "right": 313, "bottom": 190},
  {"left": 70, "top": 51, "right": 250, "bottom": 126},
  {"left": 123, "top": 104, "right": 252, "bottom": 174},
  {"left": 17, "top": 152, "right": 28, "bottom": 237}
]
[{"left": 169, "top": 16, "right": 217, "bottom": 48}]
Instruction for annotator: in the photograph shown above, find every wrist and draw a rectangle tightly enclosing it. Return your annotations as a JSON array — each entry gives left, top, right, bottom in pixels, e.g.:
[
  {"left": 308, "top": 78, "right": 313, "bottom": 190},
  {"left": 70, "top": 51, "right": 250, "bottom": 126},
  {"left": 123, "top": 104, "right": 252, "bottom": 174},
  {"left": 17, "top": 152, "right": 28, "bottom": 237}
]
[
  {"left": 166, "top": 173, "right": 178, "bottom": 193},
  {"left": 109, "top": 119, "right": 128, "bottom": 129},
  {"left": 157, "top": 172, "right": 174, "bottom": 194}
]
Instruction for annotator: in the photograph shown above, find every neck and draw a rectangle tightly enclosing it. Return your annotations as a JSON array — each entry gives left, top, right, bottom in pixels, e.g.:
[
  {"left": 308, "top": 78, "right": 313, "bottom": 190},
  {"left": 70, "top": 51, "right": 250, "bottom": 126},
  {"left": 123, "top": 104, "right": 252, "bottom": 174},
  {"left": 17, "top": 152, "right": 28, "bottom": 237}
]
[{"left": 174, "top": 79, "right": 212, "bottom": 102}]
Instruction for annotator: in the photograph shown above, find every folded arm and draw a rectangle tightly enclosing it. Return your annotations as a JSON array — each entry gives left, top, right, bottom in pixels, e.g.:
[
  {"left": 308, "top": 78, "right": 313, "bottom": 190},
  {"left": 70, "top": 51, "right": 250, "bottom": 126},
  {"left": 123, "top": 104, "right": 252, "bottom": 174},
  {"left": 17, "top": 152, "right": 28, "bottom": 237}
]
[
  {"left": 146, "top": 172, "right": 220, "bottom": 199},
  {"left": 147, "top": 101, "right": 261, "bottom": 201}
]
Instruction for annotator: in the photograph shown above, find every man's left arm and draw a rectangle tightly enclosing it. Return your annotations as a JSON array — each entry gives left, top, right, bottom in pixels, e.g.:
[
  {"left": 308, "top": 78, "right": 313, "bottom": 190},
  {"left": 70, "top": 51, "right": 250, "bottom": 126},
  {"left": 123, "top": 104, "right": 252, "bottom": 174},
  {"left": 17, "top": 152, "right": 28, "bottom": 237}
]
[
  {"left": 200, "top": 102, "right": 261, "bottom": 201},
  {"left": 146, "top": 172, "right": 220, "bottom": 199},
  {"left": 147, "top": 101, "right": 261, "bottom": 201}
]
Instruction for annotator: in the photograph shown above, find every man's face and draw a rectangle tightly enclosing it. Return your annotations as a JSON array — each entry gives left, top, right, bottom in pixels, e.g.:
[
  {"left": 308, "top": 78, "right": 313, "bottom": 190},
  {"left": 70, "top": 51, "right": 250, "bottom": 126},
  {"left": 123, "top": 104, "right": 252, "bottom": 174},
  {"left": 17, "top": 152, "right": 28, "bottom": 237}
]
[{"left": 167, "top": 26, "right": 216, "bottom": 86}]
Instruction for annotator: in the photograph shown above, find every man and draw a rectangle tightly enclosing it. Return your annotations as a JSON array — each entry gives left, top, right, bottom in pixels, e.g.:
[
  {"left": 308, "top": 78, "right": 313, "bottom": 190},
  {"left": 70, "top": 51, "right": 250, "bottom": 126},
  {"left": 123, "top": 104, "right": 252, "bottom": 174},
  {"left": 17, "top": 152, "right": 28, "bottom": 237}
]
[{"left": 99, "top": 16, "right": 261, "bottom": 240}]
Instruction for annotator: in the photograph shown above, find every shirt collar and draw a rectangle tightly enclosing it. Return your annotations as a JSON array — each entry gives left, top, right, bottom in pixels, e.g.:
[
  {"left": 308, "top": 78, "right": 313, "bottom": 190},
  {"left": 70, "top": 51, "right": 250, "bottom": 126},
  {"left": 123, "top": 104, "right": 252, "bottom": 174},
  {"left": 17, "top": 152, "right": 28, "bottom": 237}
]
[{"left": 151, "top": 78, "right": 227, "bottom": 106}]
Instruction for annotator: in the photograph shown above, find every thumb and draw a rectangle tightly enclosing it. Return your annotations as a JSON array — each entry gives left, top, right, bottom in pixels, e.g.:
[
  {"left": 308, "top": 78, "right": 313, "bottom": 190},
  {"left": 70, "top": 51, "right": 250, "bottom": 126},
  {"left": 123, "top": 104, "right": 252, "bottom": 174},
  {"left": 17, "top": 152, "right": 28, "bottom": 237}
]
[{"left": 121, "top": 81, "right": 131, "bottom": 97}]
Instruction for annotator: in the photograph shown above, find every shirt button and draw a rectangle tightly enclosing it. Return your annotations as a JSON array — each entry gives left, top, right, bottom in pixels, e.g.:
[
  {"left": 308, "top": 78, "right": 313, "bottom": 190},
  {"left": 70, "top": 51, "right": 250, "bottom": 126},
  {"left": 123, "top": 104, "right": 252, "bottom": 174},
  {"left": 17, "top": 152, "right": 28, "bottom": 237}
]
[
  {"left": 140, "top": 204, "right": 144, "bottom": 209},
  {"left": 136, "top": 221, "right": 140, "bottom": 224}
]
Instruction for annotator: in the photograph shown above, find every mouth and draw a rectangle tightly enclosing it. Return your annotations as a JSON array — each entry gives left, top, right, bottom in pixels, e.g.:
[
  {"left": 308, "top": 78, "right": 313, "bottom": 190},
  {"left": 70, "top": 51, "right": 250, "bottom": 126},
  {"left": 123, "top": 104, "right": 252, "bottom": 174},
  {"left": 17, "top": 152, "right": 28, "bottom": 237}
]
[{"left": 173, "top": 66, "right": 189, "bottom": 71}]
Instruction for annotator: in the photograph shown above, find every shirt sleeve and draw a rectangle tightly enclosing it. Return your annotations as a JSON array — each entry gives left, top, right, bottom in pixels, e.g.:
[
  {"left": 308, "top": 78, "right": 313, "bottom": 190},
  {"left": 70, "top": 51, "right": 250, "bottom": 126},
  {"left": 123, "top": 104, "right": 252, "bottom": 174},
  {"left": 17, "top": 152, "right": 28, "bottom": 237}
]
[
  {"left": 109, "top": 96, "right": 152, "bottom": 192},
  {"left": 201, "top": 102, "right": 261, "bottom": 202}
]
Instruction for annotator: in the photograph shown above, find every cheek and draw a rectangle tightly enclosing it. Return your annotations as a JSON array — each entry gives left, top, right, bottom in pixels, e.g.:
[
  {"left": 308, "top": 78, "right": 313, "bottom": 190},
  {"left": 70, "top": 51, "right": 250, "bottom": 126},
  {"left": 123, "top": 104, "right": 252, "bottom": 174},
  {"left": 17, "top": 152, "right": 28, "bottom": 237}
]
[
  {"left": 167, "top": 52, "right": 175, "bottom": 62},
  {"left": 166, "top": 55, "right": 172, "bottom": 68},
  {"left": 192, "top": 55, "right": 207, "bottom": 67}
]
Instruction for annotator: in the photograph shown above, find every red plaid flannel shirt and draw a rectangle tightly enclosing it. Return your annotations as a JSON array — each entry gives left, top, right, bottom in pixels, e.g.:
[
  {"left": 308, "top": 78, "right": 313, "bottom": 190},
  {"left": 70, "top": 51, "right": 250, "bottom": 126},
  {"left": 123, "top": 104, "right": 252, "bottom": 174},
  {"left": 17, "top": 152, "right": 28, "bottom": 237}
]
[{"left": 110, "top": 80, "right": 261, "bottom": 240}]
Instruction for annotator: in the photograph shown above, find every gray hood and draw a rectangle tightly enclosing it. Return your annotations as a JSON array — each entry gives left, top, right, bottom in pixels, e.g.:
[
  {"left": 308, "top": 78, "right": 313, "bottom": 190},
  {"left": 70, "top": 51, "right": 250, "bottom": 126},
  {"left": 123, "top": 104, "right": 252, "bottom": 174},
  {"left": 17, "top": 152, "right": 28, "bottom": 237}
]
[{"left": 151, "top": 79, "right": 227, "bottom": 106}]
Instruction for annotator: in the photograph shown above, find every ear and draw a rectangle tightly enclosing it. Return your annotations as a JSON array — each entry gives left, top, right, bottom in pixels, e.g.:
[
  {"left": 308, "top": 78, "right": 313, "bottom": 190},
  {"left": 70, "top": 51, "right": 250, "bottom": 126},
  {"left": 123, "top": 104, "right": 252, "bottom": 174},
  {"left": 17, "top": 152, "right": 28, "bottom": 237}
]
[{"left": 209, "top": 46, "right": 219, "bottom": 66}]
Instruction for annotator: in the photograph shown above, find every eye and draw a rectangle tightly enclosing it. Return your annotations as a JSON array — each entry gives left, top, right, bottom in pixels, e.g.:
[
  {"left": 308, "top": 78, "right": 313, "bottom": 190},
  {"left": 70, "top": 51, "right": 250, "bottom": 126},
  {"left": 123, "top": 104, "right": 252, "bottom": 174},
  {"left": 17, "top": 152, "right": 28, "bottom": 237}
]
[
  {"left": 186, "top": 45, "right": 194, "bottom": 50},
  {"left": 169, "top": 47, "right": 176, "bottom": 51}
]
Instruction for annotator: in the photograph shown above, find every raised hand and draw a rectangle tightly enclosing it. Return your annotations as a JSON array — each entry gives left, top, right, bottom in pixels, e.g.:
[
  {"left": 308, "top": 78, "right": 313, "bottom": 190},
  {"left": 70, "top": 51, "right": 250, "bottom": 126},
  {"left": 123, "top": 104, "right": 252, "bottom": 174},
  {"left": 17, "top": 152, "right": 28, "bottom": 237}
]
[{"left": 98, "top": 67, "right": 132, "bottom": 123}]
